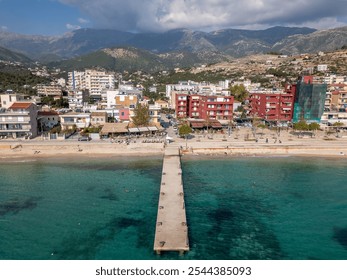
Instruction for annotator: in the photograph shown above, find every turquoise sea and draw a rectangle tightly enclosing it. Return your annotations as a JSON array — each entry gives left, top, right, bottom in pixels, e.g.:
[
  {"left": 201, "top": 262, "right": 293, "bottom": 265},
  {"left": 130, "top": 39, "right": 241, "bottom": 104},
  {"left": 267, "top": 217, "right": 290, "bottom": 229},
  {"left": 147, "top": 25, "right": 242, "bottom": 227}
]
[{"left": 0, "top": 155, "right": 347, "bottom": 260}]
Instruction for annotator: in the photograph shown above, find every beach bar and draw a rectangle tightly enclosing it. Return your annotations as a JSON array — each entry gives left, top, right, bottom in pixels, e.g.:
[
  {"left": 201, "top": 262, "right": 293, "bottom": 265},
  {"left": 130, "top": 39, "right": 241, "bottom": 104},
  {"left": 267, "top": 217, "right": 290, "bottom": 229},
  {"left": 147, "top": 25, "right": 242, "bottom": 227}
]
[{"left": 153, "top": 146, "right": 189, "bottom": 255}]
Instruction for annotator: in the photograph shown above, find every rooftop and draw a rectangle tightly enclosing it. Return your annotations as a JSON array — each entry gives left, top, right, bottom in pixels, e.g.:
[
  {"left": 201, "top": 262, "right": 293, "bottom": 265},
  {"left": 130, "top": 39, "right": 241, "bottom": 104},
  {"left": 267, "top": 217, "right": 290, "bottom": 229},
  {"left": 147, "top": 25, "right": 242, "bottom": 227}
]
[
  {"left": 38, "top": 111, "right": 59, "bottom": 116},
  {"left": 9, "top": 102, "right": 34, "bottom": 110}
]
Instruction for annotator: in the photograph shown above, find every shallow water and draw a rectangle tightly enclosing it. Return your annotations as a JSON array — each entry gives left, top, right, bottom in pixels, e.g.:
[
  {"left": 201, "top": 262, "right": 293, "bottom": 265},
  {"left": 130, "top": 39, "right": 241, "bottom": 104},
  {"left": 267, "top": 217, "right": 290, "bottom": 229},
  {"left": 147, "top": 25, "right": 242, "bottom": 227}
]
[{"left": 0, "top": 156, "right": 346, "bottom": 260}]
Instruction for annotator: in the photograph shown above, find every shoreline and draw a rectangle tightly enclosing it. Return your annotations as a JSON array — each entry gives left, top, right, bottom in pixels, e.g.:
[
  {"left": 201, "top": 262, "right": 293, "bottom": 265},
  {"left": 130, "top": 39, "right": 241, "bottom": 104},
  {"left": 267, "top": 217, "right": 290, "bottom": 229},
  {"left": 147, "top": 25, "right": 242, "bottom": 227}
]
[{"left": 1, "top": 138, "right": 347, "bottom": 160}]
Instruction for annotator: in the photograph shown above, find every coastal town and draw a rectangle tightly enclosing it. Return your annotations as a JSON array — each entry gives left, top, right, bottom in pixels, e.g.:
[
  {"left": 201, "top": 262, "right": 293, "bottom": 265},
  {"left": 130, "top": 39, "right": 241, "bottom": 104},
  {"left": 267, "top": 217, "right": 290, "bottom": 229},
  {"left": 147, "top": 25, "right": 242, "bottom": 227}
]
[
  {"left": 1, "top": 1, "right": 347, "bottom": 273},
  {"left": 1, "top": 50, "right": 347, "bottom": 157}
]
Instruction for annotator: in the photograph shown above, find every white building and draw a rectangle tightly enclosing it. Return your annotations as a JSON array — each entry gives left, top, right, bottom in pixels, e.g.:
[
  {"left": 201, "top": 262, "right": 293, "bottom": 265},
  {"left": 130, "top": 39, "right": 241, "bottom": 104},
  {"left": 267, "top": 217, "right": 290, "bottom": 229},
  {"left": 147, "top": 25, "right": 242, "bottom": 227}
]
[
  {"left": 0, "top": 102, "right": 38, "bottom": 138},
  {"left": 60, "top": 112, "right": 91, "bottom": 130},
  {"left": 324, "top": 75, "right": 347, "bottom": 85},
  {"left": 68, "top": 69, "right": 116, "bottom": 96},
  {"left": 36, "top": 83, "right": 62, "bottom": 96},
  {"left": 68, "top": 90, "right": 89, "bottom": 109},
  {"left": 0, "top": 93, "right": 27, "bottom": 109},
  {"left": 317, "top": 64, "right": 328, "bottom": 72}
]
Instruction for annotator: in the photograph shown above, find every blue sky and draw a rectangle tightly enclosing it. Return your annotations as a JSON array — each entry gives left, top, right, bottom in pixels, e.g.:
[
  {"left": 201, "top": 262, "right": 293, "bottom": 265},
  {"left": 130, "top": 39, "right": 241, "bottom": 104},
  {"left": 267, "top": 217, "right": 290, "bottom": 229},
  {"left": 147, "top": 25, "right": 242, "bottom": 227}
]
[
  {"left": 0, "top": 0, "right": 91, "bottom": 35},
  {"left": 1, "top": 0, "right": 347, "bottom": 35}
]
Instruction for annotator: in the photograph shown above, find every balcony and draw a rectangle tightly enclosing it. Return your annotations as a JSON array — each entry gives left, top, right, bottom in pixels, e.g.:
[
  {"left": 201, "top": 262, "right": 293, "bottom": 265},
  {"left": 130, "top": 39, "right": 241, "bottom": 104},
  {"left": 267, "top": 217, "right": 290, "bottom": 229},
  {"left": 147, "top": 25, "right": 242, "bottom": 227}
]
[
  {"left": 0, "top": 119, "right": 30, "bottom": 124},
  {"left": 266, "top": 105, "right": 277, "bottom": 109}
]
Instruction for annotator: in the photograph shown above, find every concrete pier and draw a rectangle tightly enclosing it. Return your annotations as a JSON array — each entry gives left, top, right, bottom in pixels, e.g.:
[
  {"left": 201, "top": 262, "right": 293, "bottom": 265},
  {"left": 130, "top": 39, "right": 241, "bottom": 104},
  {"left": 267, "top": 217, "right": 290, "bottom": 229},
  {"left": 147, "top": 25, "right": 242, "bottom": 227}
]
[{"left": 154, "top": 146, "right": 189, "bottom": 254}]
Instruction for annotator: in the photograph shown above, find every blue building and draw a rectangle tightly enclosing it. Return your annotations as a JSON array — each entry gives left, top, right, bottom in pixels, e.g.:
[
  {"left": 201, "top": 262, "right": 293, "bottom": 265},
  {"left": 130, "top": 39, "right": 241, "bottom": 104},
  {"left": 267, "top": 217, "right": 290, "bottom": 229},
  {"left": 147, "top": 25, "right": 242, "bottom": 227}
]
[{"left": 292, "top": 76, "right": 327, "bottom": 123}]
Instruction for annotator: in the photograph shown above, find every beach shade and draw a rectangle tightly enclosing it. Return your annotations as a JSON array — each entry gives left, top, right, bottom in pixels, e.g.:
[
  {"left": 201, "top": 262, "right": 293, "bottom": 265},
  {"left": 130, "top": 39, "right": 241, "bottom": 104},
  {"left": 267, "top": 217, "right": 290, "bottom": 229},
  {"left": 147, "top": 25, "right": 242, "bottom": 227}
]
[
  {"left": 148, "top": 126, "right": 158, "bottom": 132},
  {"left": 210, "top": 120, "right": 223, "bottom": 128},
  {"left": 100, "top": 123, "right": 128, "bottom": 136},
  {"left": 138, "top": 127, "right": 150, "bottom": 133},
  {"left": 190, "top": 121, "right": 204, "bottom": 128},
  {"left": 128, "top": 128, "right": 140, "bottom": 133}
]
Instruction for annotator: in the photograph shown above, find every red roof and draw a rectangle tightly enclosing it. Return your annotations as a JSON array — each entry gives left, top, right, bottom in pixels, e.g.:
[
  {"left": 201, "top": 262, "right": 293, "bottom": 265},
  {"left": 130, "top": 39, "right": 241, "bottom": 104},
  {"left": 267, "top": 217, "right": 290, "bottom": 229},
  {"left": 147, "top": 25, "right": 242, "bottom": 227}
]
[
  {"left": 9, "top": 102, "right": 33, "bottom": 110},
  {"left": 38, "top": 111, "right": 59, "bottom": 116}
]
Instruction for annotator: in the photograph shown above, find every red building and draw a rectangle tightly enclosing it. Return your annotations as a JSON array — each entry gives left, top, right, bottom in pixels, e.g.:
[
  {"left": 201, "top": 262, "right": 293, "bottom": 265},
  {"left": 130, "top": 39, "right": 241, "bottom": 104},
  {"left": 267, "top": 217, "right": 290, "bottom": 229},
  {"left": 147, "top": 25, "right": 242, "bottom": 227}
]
[
  {"left": 249, "top": 84, "right": 296, "bottom": 122},
  {"left": 199, "top": 95, "right": 234, "bottom": 120},
  {"left": 175, "top": 93, "right": 234, "bottom": 120},
  {"left": 119, "top": 108, "right": 130, "bottom": 122},
  {"left": 176, "top": 93, "right": 189, "bottom": 118}
]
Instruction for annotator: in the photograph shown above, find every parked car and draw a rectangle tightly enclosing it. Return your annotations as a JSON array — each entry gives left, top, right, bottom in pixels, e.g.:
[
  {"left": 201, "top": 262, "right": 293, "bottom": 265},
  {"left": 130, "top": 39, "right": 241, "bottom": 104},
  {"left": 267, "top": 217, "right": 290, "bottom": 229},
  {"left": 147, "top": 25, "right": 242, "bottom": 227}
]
[{"left": 78, "top": 136, "right": 91, "bottom": 141}]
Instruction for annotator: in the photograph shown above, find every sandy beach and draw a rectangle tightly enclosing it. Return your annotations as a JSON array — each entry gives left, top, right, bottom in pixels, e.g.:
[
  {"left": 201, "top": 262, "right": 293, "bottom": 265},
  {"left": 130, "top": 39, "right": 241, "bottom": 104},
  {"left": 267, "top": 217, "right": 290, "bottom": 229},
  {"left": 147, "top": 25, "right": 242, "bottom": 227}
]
[{"left": 1, "top": 128, "right": 347, "bottom": 159}]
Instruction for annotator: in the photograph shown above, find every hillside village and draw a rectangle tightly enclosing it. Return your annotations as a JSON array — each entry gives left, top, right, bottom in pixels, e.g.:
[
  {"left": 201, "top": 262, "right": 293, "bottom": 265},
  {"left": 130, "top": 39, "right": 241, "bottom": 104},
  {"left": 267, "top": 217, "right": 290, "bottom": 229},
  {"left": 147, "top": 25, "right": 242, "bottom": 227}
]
[{"left": 0, "top": 48, "right": 347, "bottom": 141}]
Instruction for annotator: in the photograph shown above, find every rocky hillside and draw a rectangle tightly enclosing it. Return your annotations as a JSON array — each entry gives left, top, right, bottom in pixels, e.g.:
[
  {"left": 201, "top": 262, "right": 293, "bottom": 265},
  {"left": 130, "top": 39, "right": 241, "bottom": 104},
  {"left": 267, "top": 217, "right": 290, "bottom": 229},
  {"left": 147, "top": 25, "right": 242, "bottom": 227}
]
[
  {"left": 50, "top": 47, "right": 233, "bottom": 72},
  {"left": 2, "top": 26, "right": 347, "bottom": 71},
  {"left": 0, "top": 26, "right": 316, "bottom": 62},
  {"left": 0, "top": 46, "right": 32, "bottom": 64},
  {"left": 273, "top": 26, "right": 347, "bottom": 54}
]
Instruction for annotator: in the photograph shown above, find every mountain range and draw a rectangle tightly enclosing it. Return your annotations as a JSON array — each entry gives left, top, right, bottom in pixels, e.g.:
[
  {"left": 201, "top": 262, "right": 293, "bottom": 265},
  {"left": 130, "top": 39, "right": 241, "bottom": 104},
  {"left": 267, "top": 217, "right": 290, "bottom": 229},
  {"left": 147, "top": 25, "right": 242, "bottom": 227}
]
[{"left": 1, "top": 26, "right": 347, "bottom": 71}]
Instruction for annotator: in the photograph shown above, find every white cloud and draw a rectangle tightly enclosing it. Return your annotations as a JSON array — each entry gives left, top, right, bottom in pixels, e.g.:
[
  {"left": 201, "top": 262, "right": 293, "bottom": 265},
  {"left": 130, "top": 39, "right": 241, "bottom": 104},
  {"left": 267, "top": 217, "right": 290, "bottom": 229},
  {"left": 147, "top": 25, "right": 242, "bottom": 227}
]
[
  {"left": 1, "top": 25, "right": 8, "bottom": 31},
  {"left": 66, "top": 23, "right": 81, "bottom": 30},
  {"left": 78, "top": 18, "right": 89, "bottom": 24},
  {"left": 293, "top": 17, "right": 347, "bottom": 30},
  {"left": 59, "top": 0, "right": 347, "bottom": 32}
]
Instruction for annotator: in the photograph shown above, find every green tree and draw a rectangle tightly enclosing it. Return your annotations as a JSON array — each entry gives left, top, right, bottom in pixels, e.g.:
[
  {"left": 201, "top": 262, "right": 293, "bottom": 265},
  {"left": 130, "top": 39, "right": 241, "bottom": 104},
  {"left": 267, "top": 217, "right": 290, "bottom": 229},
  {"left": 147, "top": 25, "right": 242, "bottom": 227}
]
[
  {"left": 332, "top": 121, "right": 344, "bottom": 137},
  {"left": 132, "top": 103, "right": 150, "bottom": 126},
  {"left": 293, "top": 120, "right": 309, "bottom": 137},
  {"left": 54, "top": 97, "right": 69, "bottom": 108},
  {"left": 179, "top": 124, "right": 192, "bottom": 149},
  {"left": 308, "top": 122, "right": 320, "bottom": 137},
  {"left": 257, "top": 124, "right": 267, "bottom": 137},
  {"left": 229, "top": 84, "right": 248, "bottom": 102},
  {"left": 41, "top": 96, "right": 54, "bottom": 106}
]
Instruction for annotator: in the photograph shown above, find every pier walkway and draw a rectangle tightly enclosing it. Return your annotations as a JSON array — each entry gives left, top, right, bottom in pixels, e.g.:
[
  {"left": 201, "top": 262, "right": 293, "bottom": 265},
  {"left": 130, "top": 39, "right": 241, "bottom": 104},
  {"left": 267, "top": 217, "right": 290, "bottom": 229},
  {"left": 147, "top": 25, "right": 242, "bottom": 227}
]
[{"left": 154, "top": 146, "right": 189, "bottom": 254}]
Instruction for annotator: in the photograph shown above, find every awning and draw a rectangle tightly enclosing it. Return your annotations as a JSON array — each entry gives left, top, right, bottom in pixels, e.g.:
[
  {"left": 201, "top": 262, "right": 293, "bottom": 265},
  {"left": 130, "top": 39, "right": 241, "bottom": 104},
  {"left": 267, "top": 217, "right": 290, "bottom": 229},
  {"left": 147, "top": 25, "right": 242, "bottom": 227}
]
[
  {"left": 211, "top": 123, "right": 222, "bottom": 128},
  {"left": 138, "top": 127, "right": 149, "bottom": 132},
  {"left": 148, "top": 126, "right": 158, "bottom": 131},
  {"left": 209, "top": 120, "right": 223, "bottom": 128},
  {"left": 190, "top": 121, "right": 204, "bottom": 128},
  {"left": 128, "top": 128, "right": 140, "bottom": 133}
]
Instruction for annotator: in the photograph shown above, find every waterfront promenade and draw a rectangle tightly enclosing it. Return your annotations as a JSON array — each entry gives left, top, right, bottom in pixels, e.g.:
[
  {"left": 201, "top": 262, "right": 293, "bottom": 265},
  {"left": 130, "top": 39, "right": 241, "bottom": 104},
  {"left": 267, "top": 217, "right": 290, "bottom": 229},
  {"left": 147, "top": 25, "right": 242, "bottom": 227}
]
[
  {"left": 1, "top": 127, "right": 347, "bottom": 157},
  {"left": 153, "top": 146, "right": 189, "bottom": 254}
]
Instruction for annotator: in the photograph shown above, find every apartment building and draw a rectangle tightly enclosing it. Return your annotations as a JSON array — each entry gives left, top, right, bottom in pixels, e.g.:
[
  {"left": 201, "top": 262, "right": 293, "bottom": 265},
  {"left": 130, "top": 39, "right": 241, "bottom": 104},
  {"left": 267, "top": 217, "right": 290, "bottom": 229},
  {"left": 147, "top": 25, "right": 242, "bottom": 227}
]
[
  {"left": 148, "top": 105, "right": 161, "bottom": 124},
  {"left": 293, "top": 76, "right": 327, "bottom": 123},
  {"left": 115, "top": 94, "right": 138, "bottom": 109},
  {"left": 199, "top": 95, "right": 234, "bottom": 121},
  {"left": 175, "top": 93, "right": 234, "bottom": 120},
  {"left": 325, "top": 83, "right": 347, "bottom": 112},
  {"left": 0, "top": 102, "right": 38, "bottom": 138},
  {"left": 249, "top": 85, "right": 296, "bottom": 122},
  {"left": 167, "top": 80, "right": 231, "bottom": 108},
  {"left": 0, "top": 92, "right": 28, "bottom": 109},
  {"left": 60, "top": 112, "right": 91, "bottom": 130},
  {"left": 68, "top": 69, "right": 116, "bottom": 96},
  {"left": 68, "top": 90, "right": 89, "bottom": 109},
  {"left": 91, "top": 111, "right": 108, "bottom": 126},
  {"left": 176, "top": 93, "right": 189, "bottom": 118},
  {"left": 36, "top": 83, "right": 62, "bottom": 96},
  {"left": 37, "top": 110, "right": 59, "bottom": 131}
]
